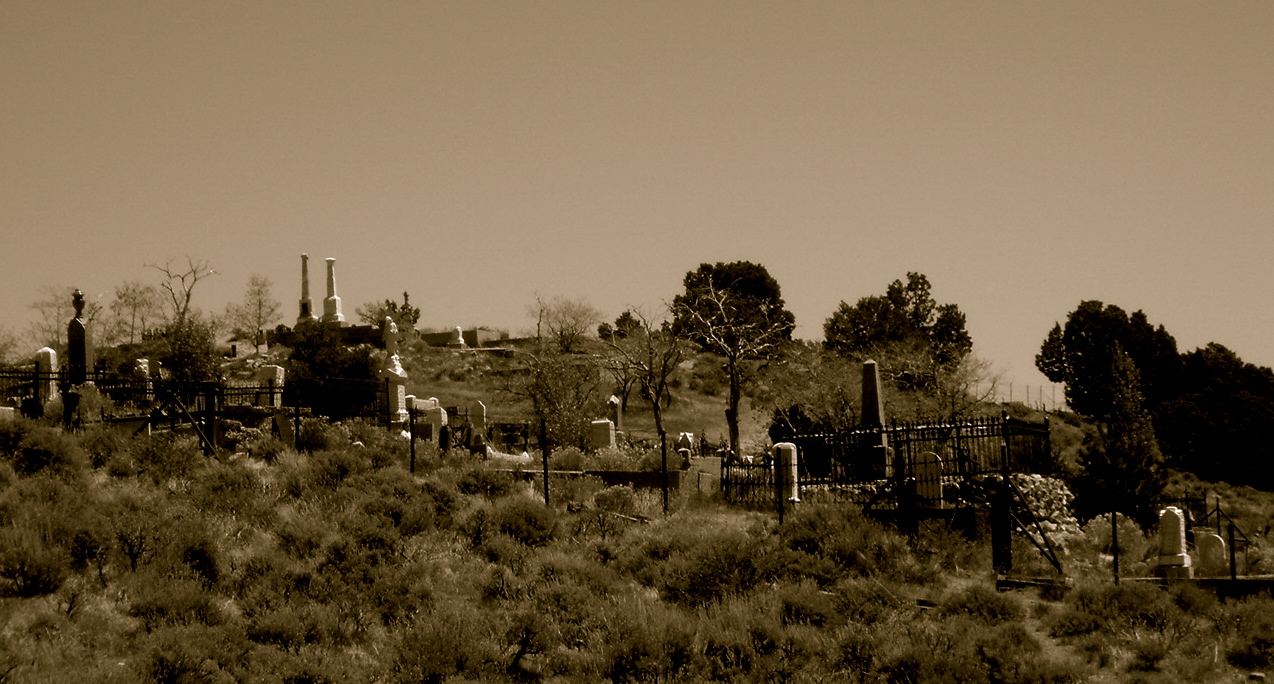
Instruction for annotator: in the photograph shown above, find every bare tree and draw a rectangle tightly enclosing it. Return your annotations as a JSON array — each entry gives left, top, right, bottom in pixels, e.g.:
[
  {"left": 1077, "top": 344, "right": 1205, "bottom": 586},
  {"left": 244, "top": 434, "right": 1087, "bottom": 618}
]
[
  {"left": 0, "top": 325, "right": 21, "bottom": 367},
  {"left": 148, "top": 257, "right": 216, "bottom": 325},
  {"left": 672, "top": 274, "right": 793, "bottom": 457},
  {"left": 600, "top": 307, "right": 686, "bottom": 438},
  {"left": 528, "top": 295, "right": 603, "bottom": 353},
  {"left": 224, "top": 274, "right": 282, "bottom": 342},
  {"left": 106, "top": 280, "right": 162, "bottom": 345},
  {"left": 27, "top": 285, "right": 102, "bottom": 354}
]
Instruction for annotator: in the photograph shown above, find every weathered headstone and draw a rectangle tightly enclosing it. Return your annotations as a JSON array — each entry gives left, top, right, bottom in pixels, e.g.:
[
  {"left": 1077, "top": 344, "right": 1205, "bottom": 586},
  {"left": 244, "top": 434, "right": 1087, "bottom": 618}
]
[
  {"left": 67, "top": 289, "right": 94, "bottom": 385},
  {"left": 255, "top": 365, "right": 285, "bottom": 408},
  {"left": 1197, "top": 531, "right": 1228, "bottom": 577},
  {"left": 447, "top": 326, "right": 467, "bottom": 349},
  {"left": 915, "top": 451, "right": 943, "bottom": 505},
  {"left": 1155, "top": 506, "right": 1193, "bottom": 579},
  {"left": 774, "top": 442, "right": 800, "bottom": 504},
  {"left": 471, "top": 400, "right": 487, "bottom": 440},
  {"left": 0, "top": 407, "right": 15, "bottom": 423},
  {"left": 34, "top": 347, "right": 59, "bottom": 405},
  {"left": 591, "top": 419, "right": 616, "bottom": 451},
  {"left": 861, "top": 360, "right": 892, "bottom": 478},
  {"left": 676, "top": 432, "right": 694, "bottom": 455},
  {"left": 378, "top": 317, "right": 408, "bottom": 425},
  {"left": 607, "top": 395, "right": 622, "bottom": 432},
  {"left": 420, "top": 398, "right": 447, "bottom": 446},
  {"left": 322, "top": 257, "right": 344, "bottom": 324},
  {"left": 274, "top": 410, "right": 295, "bottom": 449}
]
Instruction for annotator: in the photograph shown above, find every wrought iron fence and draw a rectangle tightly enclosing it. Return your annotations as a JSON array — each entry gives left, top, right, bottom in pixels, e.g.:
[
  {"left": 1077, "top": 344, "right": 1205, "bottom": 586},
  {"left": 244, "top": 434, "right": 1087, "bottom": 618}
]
[{"left": 724, "top": 413, "right": 1053, "bottom": 508}]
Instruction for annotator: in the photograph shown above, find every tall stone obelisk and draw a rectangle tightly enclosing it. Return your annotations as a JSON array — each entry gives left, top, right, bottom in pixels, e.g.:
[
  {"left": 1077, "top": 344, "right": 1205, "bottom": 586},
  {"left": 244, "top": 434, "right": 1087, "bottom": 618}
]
[
  {"left": 322, "top": 257, "right": 344, "bottom": 325},
  {"left": 297, "top": 254, "right": 319, "bottom": 326}
]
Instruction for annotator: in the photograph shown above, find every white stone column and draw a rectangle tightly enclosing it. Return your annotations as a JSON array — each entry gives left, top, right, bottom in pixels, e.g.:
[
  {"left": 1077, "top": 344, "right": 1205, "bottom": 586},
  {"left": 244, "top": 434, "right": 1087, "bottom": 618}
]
[
  {"left": 35, "top": 347, "right": 58, "bottom": 404},
  {"left": 322, "top": 257, "right": 344, "bottom": 324}
]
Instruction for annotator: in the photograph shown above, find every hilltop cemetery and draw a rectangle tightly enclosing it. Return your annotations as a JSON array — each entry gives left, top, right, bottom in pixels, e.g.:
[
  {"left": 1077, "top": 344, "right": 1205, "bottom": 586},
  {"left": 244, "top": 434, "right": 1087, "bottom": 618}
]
[{"left": 4, "top": 260, "right": 1274, "bottom": 682}]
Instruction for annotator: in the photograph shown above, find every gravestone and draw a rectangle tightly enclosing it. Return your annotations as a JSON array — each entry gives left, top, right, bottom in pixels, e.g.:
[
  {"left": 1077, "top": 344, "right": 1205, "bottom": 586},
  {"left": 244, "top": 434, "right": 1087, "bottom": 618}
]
[
  {"left": 471, "top": 401, "right": 487, "bottom": 440},
  {"left": 591, "top": 419, "right": 616, "bottom": 451},
  {"left": 0, "top": 407, "right": 14, "bottom": 423},
  {"left": 255, "top": 365, "right": 285, "bottom": 408},
  {"left": 378, "top": 317, "right": 408, "bottom": 425},
  {"left": 861, "top": 360, "right": 892, "bottom": 478},
  {"left": 419, "top": 398, "right": 447, "bottom": 446},
  {"left": 67, "top": 289, "right": 94, "bottom": 386},
  {"left": 322, "top": 257, "right": 345, "bottom": 324},
  {"left": 1196, "top": 532, "right": 1227, "bottom": 577},
  {"left": 447, "top": 326, "right": 467, "bottom": 349},
  {"left": 34, "top": 347, "right": 58, "bottom": 405},
  {"left": 274, "top": 410, "right": 295, "bottom": 449},
  {"left": 676, "top": 432, "right": 694, "bottom": 455},
  {"left": 915, "top": 451, "right": 943, "bottom": 505},
  {"left": 774, "top": 442, "right": 800, "bottom": 504},
  {"left": 1155, "top": 506, "right": 1193, "bottom": 579},
  {"left": 607, "top": 395, "right": 622, "bottom": 432}
]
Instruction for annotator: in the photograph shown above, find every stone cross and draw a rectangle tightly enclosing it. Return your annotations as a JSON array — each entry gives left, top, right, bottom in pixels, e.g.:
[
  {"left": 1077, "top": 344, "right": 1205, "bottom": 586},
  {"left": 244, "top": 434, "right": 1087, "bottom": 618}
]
[{"left": 448, "top": 326, "right": 467, "bottom": 349}]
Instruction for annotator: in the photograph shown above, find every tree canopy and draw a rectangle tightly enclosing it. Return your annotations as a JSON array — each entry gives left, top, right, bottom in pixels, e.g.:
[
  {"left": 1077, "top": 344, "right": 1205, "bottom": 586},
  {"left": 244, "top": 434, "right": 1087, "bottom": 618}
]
[
  {"left": 672, "top": 261, "right": 795, "bottom": 456},
  {"left": 1035, "top": 301, "right": 1180, "bottom": 421}
]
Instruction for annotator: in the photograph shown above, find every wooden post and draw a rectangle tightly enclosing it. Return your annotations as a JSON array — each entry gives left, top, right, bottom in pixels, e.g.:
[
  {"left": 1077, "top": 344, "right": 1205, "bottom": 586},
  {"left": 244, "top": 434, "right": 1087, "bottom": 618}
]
[
  {"left": 991, "top": 442, "right": 1013, "bottom": 574},
  {"left": 1112, "top": 509, "right": 1120, "bottom": 585},
  {"left": 660, "top": 430, "right": 669, "bottom": 514},
  {"left": 1229, "top": 523, "right": 1238, "bottom": 581},
  {"left": 408, "top": 408, "right": 416, "bottom": 474},
  {"left": 540, "top": 418, "right": 550, "bottom": 507}
]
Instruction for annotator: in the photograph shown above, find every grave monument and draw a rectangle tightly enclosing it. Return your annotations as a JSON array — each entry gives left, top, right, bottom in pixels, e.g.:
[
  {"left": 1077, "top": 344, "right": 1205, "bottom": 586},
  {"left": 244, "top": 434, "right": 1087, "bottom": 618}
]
[{"left": 322, "top": 257, "right": 344, "bottom": 325}]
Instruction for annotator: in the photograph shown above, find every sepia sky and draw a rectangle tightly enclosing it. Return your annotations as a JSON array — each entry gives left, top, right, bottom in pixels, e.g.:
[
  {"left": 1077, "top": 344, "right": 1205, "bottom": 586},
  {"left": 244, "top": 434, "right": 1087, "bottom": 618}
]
[{"left": 4, "top": 1, "right": 1273, "bottom": 397}]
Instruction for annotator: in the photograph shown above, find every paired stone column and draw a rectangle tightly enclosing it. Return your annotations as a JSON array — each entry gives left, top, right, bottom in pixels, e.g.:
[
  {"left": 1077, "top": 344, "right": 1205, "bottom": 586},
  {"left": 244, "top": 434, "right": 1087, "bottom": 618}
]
[
  {"left": 322, "top": 257, "right": 344, "bottom": 324},
  {"left": 297, "top": 253, "right": 319, "bottom": 326}
]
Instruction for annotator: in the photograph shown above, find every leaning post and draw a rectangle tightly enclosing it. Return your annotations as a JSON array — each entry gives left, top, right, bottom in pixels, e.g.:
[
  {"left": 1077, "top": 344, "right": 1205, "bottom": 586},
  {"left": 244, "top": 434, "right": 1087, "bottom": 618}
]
[
  {"left": 540, "top": 418, "right": 551, "bottom": 507},
  {"left": 660, "top": 430, "right": 669, "bottom": 514}
]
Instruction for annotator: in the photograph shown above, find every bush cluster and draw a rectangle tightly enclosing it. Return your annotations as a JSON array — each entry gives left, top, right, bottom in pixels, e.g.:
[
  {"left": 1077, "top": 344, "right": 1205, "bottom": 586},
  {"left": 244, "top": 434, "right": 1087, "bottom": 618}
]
[{"left": 3, "top": 414, "right": 1274, "bottom": 683}]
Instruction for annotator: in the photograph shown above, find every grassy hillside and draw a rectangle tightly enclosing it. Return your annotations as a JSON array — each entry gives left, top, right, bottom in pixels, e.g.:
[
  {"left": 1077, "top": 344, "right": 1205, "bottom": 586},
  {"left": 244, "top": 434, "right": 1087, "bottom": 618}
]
[{"left": 3, "top": 416, "right": 1274, "bottom": 682}]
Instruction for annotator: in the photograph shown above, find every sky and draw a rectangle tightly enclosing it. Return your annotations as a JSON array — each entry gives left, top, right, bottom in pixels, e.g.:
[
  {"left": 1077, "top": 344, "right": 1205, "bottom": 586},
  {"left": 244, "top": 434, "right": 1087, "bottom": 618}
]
[{"left": 4, "top": 1, "right": 1273, "bottom": 404}]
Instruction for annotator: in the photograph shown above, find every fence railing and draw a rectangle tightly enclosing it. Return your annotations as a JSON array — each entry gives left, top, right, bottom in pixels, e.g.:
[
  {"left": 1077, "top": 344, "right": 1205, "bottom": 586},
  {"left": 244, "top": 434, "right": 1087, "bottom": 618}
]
[{"left": 725, "top": 414, "right": 1052, "bottom": 508}]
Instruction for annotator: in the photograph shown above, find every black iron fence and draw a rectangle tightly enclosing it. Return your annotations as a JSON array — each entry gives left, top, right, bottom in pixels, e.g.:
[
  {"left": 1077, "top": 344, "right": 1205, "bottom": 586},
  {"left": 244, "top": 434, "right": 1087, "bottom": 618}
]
[
  {"left": 0, "top": 367, "right": 388, "bottom": 425},
  {"left": 724, "top": 414, "right": 1052, "bottom": 508}
]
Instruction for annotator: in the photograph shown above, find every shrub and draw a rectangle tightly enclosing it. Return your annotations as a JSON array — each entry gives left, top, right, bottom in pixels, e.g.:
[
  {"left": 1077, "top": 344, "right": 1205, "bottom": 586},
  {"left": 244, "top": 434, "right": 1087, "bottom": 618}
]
[
  {"left": 457, "top": 466, "right": 516, "bottom": 498},
  {"left": 939, "top": 584, "right": 1025, "bottom": 624},
  {"left": 128, "top": 579, "right": 223, "bottom": 632},
  {"left": 661, "top": 529, "right": 768, "bottom": 606},
  {"left": 387, "top": 600, "right": 492, "bottom": 684},
  {"left": 494, "top": 497, "right": 556, "bottom": 547},
  {"left": 11, "top": 426, "right": 87, "bottom": 478},
  {"left": 79, "top": 426, "right": 129, "bottom": 469},
  {"left": 0, "top": 527, "right": 69, "bottom": 597},
  {"left": 132, "top": 433, "right": 204, "bottom": 483}
]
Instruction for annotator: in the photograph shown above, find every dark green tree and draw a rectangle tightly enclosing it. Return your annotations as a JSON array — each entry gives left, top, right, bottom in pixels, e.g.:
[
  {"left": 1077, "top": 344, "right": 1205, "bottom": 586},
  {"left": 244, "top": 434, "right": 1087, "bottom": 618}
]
[
  {"left": 672, "top": 261, "right": 795, "bottom": 456},
  {"left": 823, "top": 272, "right": 973, "bottom": 394},
  {"left": 1071, "top": 346, "right": 1164, "bottom": 526},
  {"left": 1156, "top": 343, "right": 1274, "bottom": 487},
  {"left": 159, "top": 315, "right": 221, "bottom": 384},
  {"left": 356, "top": 291, "right": 421, "bottom": 331},
  {"left": 1036, "top": 301, "right": 1180, "bottom": 421}
]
